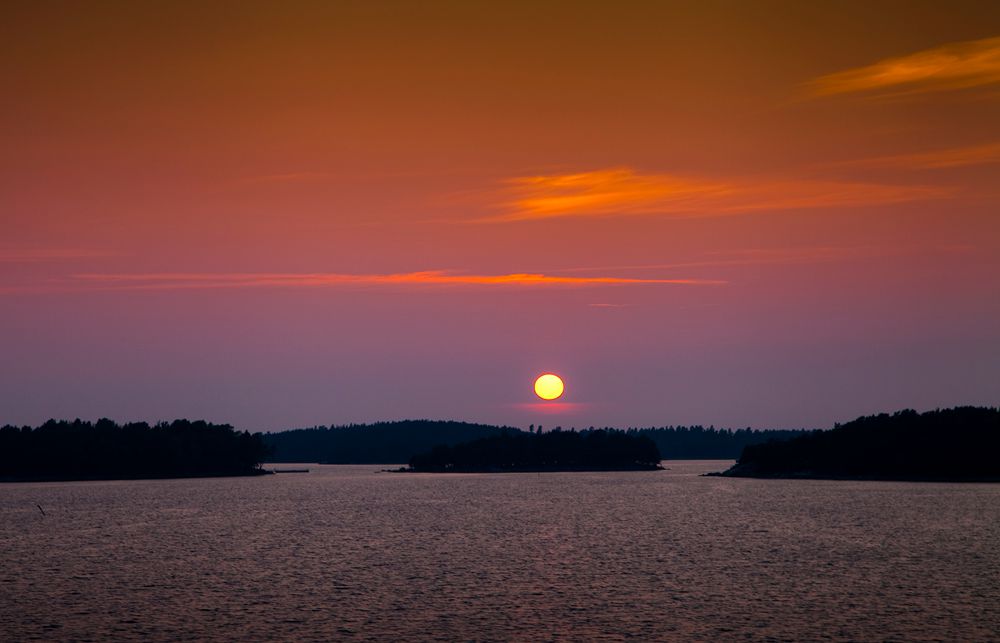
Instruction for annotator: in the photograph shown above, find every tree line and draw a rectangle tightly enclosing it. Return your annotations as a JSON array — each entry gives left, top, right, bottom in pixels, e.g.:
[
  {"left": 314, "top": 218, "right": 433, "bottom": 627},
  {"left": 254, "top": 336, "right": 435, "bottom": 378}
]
[
  {"left": 263, "top": 420, "right": 519, "bottom": 463},
  {"left": 720, "top": 406, "right": 1000, "bottom": 480},
  {"left": 0, "top": 419, "right": 270, "bottom": 481},
  {"left": 627, "top": 425, "right": 807, "bottom": 459},
  {"left": 263, "top": 420, "right": 808, "bottom": 464}
]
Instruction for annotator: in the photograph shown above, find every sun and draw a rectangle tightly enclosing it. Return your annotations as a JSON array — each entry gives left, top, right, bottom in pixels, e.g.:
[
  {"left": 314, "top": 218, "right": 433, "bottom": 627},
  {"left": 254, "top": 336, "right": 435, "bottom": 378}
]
[{"left": 534, "top": 373, "right": 565, "bottom": 400}]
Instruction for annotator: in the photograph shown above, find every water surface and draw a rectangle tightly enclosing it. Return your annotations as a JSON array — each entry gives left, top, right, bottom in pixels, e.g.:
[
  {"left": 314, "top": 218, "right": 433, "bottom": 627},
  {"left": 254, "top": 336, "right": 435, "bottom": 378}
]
[{"left": 2, "top": 461, "right": 998, "bottom": 641}]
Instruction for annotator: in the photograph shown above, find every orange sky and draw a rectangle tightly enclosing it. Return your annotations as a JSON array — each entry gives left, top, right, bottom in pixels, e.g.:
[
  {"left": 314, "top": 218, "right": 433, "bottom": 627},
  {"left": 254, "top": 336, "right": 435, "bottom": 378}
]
[{"left": 2, "top": 1, "right": 999, "bottom": 429}]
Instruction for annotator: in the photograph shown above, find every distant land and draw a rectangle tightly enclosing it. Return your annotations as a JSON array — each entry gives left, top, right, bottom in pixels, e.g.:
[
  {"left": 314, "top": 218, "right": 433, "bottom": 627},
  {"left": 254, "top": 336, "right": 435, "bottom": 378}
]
[
  {"left": 713, "top": 407, "right": 1000, "bottom": 482},
  {"left": 0, "top": 419, "right": 269, "bottom": 482},
  {"left": 0, "top": 418, "right": 808, "bottom": 482},
  {"left": 405, "top": 429, "right": 663, "bottom": 472},
  {"left": 9, "top": 407, "right": 993, "bottom": 482},
  {"left": 263, "top": 421, "right": 808, "bottom": 464}
]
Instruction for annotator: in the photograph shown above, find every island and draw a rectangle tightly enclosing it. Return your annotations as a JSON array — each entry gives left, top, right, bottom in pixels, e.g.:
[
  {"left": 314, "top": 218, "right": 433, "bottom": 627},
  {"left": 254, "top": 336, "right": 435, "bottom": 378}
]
[
  {"left": 712, "top": 406, "right": 1000, "bottom": 481},
  {"left": 404, "top": 429, "right": 663, "bottom": 472},
  {"left": 0, "top": 419, "right": 270, "bottom": 482},
  {"left": 264, "top": 419, "right": 520, "bottom": 464},
  {"left": 263, "top": 419, "right": 808, "bottom": 464}
]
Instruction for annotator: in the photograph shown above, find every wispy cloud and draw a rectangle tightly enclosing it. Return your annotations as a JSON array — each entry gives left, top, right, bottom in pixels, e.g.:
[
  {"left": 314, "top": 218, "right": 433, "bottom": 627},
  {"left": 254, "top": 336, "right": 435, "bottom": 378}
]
[
  {"left": 808, "top": 36, "right": 1000, "bottom": 96},
  {"left": 842, "top": 142, "right": 1000, "bottom": 170},
  {"left": 482, "top": 168, "right": 943, "bottom": 222},
  {"left": 68, "top": 271, "right": 723, "bottom": 292}
]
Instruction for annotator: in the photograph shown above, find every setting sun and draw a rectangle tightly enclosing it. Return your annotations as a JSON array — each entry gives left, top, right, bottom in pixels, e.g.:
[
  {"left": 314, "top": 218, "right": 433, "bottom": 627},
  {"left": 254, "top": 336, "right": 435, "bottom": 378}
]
[{"left": 534, "top": 373, "right": 565, "bottom": 401}]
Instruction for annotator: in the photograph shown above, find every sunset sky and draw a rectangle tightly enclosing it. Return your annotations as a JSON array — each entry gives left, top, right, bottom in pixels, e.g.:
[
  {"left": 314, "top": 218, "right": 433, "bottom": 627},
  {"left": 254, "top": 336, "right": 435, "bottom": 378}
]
[{"left": 3, "top": 1, "right": 999, "bottom": 430}]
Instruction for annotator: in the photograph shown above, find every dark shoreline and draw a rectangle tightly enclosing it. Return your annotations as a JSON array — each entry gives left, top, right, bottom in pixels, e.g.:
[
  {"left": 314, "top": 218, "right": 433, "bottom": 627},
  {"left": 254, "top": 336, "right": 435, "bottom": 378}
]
[
  {"left": 391, "top": 464, "right": 664, "bottom": 474},
  {"left": 706, "top": 466, "right": 1000, "bottom": 483},
  {"left": 707, "top": 408, "right": 1000, "bottom": 483},
  {"left": 0, "top": 470, "right": 272, "bottom": 484}
]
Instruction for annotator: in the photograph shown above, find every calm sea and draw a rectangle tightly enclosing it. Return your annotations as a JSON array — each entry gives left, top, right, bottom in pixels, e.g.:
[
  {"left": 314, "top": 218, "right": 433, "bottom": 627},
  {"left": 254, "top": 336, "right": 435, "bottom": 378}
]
[{"left": 1, "top": 461, "right": 998, "bottom": 641}]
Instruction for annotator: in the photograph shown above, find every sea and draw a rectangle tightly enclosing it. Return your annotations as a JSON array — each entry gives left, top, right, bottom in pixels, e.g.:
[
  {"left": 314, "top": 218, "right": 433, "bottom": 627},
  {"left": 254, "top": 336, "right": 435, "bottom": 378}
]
[{"left": 1, "top": 461, "right": 998, "bottom": 641}]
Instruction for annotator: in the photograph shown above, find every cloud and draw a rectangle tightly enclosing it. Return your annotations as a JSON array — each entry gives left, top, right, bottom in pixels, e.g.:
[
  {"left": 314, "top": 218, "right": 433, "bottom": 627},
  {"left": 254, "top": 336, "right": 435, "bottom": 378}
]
[
  {"left": 808, "top": 36, "right": 1000, "bottom": 96},
  {"left": 68, "top": 270, "right": 724, "bottom": 292},
  {"left": 843, "top": 142, "right": 1000, "bottom": 169},
  {"left": 482, "top": 168, "right": 943, "bottom": 222}
]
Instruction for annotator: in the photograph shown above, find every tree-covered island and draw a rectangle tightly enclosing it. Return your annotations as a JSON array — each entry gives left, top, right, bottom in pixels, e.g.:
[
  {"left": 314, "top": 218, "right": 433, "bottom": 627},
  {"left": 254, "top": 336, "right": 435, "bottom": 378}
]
[
  {"left": 405, "top": 428, "right": 663, "bottom": 472},
  {"left": 0, "top": 419, "right": 270, "bottom": 482},
  {"left": 263, "top": 420, "right": 808, "bottom": 463},
  {"left": 714, "top": 407, "right": 1000, "bottom": 481}
]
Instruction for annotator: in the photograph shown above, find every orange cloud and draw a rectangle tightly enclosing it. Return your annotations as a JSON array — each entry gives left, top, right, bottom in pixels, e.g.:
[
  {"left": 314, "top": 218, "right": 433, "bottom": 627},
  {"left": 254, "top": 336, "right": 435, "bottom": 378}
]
[
  {"left": 845, "top": 142, "right": 1000, "bottom": 170},
  {"left": 68, "top": 270, "right": 723, "bottom": 292},
  {"left": 808, "top": 36, "right": 1000, "bottom": 96},
  {"left": 484, "top": 168, "right": 943, "bottom": 222}
]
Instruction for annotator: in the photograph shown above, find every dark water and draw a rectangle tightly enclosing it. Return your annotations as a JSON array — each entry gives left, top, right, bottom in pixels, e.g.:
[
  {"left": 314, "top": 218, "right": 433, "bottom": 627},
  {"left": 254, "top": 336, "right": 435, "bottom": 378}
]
[{"left": 2, "top": 461, "right": 998, "bottom": 641}]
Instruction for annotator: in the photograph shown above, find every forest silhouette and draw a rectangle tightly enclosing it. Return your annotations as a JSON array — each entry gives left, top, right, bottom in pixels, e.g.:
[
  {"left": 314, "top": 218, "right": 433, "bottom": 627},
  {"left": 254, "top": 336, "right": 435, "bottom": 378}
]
[
  {"left": 718, "top": 407, "right": 1000, "bottom": 481},
  {"left": 263, "top": 420, "right": 807, "bottom": 464},
  {"left": 7, "top": 407, "right": 995, "bottom": 481},
  {"left": 0, "top": 419, "right": 269, "bottom": 482},
  {"left": 264, "top": 420, "right": 517, "bottom": 463}
]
